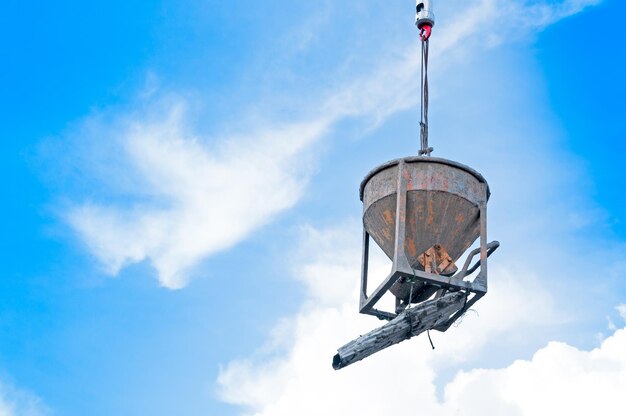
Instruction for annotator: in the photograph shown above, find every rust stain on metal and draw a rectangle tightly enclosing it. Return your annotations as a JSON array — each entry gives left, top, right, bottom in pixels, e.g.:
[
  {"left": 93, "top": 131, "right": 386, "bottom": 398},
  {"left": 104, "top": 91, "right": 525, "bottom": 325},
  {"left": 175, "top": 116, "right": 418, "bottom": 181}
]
[
  {"left": 427, "top": 199, "right": 434, "bottom": 225},
  {"left": 381, "top": 223, "right": 392, "bottom": 241},
  {"left": 407, "top": 238, "right": 417, "bottom": 258},
  {"left": 383, "top": 209, "right": 393, "bottom": 224},
  {"left": 403, "top": 170, "right": 414, "bottom": 191},
  {"left": 406, "top": 174, "right": 414, "bottom": 190}
]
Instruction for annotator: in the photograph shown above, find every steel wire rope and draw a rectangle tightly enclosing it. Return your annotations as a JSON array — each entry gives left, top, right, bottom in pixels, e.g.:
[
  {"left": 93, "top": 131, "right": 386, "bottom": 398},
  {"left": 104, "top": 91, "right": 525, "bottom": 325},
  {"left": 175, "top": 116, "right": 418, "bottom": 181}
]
[{"left": 419, "top": 38, "right": 432, "bottom": 156}]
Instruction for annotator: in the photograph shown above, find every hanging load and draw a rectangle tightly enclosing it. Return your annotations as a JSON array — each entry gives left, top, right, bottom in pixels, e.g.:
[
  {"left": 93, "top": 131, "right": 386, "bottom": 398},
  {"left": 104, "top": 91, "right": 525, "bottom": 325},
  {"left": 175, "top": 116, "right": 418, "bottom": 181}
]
[{"left": 332, "top": 1, "right": 499, "bottom": 371}]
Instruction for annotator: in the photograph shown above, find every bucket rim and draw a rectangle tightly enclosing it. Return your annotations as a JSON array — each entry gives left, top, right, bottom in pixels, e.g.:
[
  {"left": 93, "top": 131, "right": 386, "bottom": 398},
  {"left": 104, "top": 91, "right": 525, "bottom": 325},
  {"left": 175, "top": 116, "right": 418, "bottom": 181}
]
[{"left": 359, "top": 156, "right": 490, "bottom": 201}]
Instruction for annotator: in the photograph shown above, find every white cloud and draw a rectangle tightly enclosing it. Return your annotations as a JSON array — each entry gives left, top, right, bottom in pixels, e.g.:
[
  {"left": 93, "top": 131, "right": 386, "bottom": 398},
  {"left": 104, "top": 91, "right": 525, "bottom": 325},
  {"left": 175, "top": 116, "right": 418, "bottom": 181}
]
[
  {"left": 68, "top": 105, "right": 331, "bottom": 288},
  {"left": 443, "top": 330, "right": 626, "bottom": 416},
  {"left": 618, "top": 304, "right": 626, "bottom": 321},
  {"left": 65, "top": 0, "right": 600, "bottom": 288},
  {"left": 608, "top": 316, "right": 617, "bottom": 331},
  {"left": 0, "top": 382, "right": 47, "bottom": 416},
  {"left": 217, "top": 220, "right": 624, "bottom": 416},
  {"left": 429, "top": 0, "right": 600, "bottom": 53}
]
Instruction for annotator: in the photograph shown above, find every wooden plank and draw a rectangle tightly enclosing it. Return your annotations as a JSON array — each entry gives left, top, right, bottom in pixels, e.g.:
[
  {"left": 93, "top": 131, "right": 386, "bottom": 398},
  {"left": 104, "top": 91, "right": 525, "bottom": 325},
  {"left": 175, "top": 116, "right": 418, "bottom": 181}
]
[{"left": 332, "top": 292, "right": 466, "bottom": 370}]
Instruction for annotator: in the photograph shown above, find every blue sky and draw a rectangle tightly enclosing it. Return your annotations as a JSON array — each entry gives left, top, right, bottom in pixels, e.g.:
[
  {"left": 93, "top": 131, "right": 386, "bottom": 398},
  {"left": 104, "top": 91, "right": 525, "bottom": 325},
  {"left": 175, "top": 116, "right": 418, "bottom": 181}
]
[{"left": 1, "top": 1, "right": 625, "bottom": 415}]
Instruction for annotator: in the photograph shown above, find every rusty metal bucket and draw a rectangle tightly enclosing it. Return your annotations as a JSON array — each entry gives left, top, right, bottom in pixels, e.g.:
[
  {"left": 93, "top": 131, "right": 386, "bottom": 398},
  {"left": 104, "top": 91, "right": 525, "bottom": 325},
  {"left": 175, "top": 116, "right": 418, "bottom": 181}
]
[
  {"left": 358, "top": 157, "right": 497, "bottom": 321},
  {"left": 361, "top": 156, "right": 489, "bottom": 267}
]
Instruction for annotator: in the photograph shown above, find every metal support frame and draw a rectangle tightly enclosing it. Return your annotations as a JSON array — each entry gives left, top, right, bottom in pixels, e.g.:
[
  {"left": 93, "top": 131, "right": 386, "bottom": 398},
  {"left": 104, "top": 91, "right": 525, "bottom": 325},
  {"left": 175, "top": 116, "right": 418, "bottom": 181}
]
[{"left": 359, "top": 161, "right": 499, "bottom": 328}]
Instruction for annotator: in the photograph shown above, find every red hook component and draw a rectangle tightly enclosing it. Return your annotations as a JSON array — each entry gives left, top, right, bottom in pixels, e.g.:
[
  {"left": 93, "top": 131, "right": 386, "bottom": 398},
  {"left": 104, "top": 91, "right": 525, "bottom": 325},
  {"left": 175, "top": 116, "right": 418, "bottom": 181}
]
[{"left": 420, "top": 24, "right": 432, "bottom": 41}]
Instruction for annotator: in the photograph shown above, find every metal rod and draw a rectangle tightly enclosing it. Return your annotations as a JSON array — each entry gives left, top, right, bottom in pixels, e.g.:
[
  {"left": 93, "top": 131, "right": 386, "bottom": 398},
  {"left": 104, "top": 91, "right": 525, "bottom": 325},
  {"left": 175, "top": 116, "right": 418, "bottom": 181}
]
[
  {"left": 419, "top": 39, "right": 433, "bottom": 156},
  {"left": 359, "top": 230, "right": 370, "bottom": 310}
]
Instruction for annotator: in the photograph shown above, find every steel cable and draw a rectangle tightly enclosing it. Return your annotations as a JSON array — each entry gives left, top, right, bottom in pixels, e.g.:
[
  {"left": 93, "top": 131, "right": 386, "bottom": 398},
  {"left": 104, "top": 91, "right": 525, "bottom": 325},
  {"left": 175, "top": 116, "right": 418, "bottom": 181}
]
[{"left": 419, "top": 38, "right": 432, "bottom": 156}]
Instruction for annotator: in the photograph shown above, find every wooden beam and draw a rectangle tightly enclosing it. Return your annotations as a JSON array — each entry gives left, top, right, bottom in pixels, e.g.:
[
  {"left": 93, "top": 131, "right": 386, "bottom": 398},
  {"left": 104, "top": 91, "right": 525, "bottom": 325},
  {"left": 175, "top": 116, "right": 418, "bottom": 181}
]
[{"left": 333, "top": 292, "right": 466, "bottom": 370}]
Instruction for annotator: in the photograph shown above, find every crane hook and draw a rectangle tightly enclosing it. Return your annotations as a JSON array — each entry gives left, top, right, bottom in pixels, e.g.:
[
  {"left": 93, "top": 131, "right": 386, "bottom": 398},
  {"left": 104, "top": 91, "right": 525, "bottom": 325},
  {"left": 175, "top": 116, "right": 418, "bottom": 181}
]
[
  {"left": 420, "top": 24, "right": 432, "bottom": 41},
  {"left": 416, "top": 0, "right": 435, "bottom": 41}
]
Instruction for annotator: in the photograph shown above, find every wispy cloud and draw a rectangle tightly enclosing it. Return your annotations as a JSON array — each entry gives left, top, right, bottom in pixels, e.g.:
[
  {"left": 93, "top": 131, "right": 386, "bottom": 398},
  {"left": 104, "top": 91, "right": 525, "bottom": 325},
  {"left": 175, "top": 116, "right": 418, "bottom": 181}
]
[
  {"left": 62, "top": 0, "right": 600, "bottom": 288},
  {"left": 0, "top": 381, "right": 47, "bottom": 416},
  {"left": 67, "top": 104, "right": 331, "bottom": 288}
]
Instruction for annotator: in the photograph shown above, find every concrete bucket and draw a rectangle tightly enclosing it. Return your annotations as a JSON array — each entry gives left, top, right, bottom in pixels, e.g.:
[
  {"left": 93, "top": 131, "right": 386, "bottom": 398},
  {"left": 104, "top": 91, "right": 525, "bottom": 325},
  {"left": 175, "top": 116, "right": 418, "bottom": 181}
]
[{"left": 360, "top": 157, "right": 491, "bottom": 304}]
